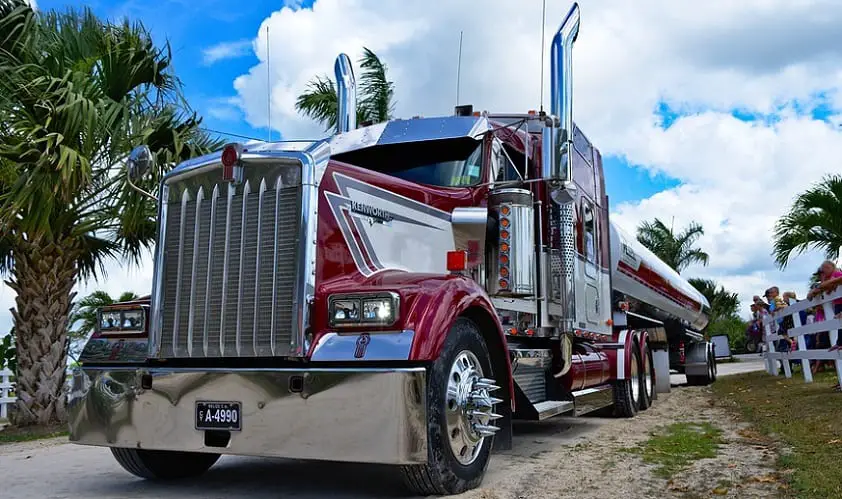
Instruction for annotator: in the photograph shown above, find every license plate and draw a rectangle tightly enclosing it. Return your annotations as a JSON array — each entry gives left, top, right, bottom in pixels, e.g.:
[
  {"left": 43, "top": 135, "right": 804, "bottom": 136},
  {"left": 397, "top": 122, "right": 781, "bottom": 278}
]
[{"left": 195, "top": 401, "right": 241, "bottom": 431}]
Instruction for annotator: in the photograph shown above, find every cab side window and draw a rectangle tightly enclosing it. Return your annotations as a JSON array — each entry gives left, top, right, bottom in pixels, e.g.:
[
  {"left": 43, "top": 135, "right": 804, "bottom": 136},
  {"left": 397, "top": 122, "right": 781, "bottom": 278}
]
[{"left": 493, "top": 140, "right": 526, "bottom": 183}]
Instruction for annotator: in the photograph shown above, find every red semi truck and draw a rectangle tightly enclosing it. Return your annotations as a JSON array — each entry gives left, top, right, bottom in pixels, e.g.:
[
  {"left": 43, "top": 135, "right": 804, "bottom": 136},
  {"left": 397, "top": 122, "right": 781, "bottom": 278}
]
[{"left": 68, "top": 3, "right": 715, "bottom": 495}]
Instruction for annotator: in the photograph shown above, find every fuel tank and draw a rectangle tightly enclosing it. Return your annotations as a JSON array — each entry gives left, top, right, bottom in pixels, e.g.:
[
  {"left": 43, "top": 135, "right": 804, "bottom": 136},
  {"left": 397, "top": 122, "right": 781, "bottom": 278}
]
[{"left": 609, "top": 222, "right": 710, "bottom": 331}]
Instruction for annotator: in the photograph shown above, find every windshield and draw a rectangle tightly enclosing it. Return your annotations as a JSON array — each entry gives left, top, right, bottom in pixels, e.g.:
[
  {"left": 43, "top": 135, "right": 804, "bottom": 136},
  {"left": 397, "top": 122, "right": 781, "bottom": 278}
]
[{"left": 332, "top": 137, "right": 483, "bottom": 188}]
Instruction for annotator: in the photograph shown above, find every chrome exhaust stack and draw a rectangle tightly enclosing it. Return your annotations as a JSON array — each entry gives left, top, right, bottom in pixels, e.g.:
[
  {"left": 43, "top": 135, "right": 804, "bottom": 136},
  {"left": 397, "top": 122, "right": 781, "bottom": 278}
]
[
  {"left": 334, "top": 53, "right": 357, "bottom": 134},
  {"left": 542, "top": 2, "right": 580, "bottom": 204},
  {"left": 551, "top": 2, "right": 580, "bottom": 148}
]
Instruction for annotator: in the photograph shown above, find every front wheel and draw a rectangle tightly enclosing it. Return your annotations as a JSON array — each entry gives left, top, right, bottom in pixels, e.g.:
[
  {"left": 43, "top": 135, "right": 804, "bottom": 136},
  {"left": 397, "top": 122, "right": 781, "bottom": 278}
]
[
  {"left": 401, "top": 317, "right": 502, "bottom": 496},
  {"left": 111, "top": 448, "right": 220, "bottom": 480}
]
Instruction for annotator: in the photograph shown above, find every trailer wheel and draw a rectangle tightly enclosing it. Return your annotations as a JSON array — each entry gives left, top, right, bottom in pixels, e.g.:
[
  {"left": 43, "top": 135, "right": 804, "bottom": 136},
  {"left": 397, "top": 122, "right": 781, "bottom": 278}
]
[
  {"left": 639, "top": 342, "right": 655, "bottom": 410},
  {"left": 686, "top": 348, "right": 715, "bottom": 386},
  {"left": 110, "top": 448, "right": 220, "bottom": 480},
  {"left": 613, "top": 344, "right": 641, "bottom": 417},
  {"left": 401, "top": 317, "right": 501, "bottom": 496}
]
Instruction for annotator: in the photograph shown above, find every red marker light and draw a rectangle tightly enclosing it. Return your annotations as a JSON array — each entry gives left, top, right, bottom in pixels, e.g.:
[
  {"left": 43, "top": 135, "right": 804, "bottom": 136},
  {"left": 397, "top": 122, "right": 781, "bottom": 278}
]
[
  {"left": 447, "top": 250, "right": 468, "bottom": 271},
  {"left": 221, "top": 143, "right": 242, "bottom": 182}
]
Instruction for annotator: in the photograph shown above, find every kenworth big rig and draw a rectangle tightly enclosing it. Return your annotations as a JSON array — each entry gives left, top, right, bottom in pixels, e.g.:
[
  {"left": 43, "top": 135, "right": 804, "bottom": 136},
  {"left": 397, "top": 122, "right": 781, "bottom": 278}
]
[{"left": 68, "top": 3, "right": 716, "bottom": 495}]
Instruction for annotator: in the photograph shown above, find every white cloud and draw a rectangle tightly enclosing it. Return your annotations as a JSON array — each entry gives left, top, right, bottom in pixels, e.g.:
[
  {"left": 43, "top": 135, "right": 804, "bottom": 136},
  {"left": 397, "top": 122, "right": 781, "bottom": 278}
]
[
  {"left": 223, "top": 0, "right": 842, "bottom": 318},
  {"left": 202, "top": 39, "right": 253, "bottom": 66}
]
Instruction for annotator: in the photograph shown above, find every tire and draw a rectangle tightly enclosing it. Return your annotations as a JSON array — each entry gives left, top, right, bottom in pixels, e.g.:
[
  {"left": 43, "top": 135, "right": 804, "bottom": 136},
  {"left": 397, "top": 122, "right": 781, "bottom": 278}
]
[
  {"left": 111, "top": 448, "right": 220, "bottom": 480},
  {"left": 639, "top": 341, "right": 655, "bottom": 410},
  {"left": 613, "top": 344, "right": 641, "bottom": 418},
  {"left": 401, "top": 317, "right": 500, "bottom": 496},
  {"left": 687, "top": 348, "right": 715, "bottom": 386}
]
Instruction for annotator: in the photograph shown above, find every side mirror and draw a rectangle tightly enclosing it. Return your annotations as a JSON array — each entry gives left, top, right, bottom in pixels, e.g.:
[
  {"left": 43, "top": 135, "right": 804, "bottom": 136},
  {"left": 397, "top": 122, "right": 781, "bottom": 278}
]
[
  {"left": 125, "top": 145, "right": 158, "bottom": 202},
  {"left": 127, "top": 145, "right": 154, "bottom": 182}
]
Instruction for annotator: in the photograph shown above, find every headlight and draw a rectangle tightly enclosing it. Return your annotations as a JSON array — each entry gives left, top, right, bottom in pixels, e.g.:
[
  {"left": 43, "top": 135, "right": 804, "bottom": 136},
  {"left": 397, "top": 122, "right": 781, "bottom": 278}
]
[
  {"left": 329, "top": 292, "right": 399, "bottom": 327},
  {"left": 97, "top": 307, "right": 147, "bottom": 336}
]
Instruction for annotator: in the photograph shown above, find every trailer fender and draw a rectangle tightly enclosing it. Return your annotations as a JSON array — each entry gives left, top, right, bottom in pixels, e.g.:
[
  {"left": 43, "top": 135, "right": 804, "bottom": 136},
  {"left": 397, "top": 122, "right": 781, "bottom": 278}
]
[
  {"left": 403, "top": 274, "right": 515, "bottom": 414},
  {"left": 609, "top": 329, "right": 649, "bottom": 381},
  {"left": 684, "top": 340, "right": 712, "bottom": 376}
]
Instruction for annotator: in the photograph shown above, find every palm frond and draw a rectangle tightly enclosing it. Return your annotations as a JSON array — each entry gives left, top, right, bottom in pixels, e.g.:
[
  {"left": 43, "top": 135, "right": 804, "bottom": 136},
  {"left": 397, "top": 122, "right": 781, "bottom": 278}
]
[
  {"left": 773, "top": 174, "right": 842, "bottom": 269},
  {"left": 295, "top": 75, "right": 338, "bottom": 132},
  {"left": 636, "top": 217, "right": 708, "bottom": 273},
  {"left": 358, "top": 47, "right": 394, "bottom": 123}
]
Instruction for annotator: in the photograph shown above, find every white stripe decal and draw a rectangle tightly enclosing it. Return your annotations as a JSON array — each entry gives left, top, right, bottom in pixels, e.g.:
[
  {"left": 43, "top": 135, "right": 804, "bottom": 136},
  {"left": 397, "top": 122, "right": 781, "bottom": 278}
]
[
  {"left": 617, "top": 330, "right": 629, "bottom": 380},
  {"left": 324, "top": 172, "right": 455, "bottom": 277}
]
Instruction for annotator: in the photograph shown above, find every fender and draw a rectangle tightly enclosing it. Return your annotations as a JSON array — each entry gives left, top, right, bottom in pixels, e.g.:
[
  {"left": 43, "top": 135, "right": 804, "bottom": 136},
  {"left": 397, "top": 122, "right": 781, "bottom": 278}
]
[
  {"left": 402, "top": 274, "right": 514, "bottom": 410},
  {"left": 607, "top": 329, "right": 648, "bottom": 381},
  {"left": 310, "top": 272, "right": 514, "bottom": 411}
]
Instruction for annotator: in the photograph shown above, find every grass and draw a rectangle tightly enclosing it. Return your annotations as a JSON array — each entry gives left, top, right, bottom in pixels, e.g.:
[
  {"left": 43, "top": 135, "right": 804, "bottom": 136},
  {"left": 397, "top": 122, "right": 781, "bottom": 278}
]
[
  {"left": 0, "top": 423, "right": 67, "bottom": 444},
  {"left": 624, "top": 421, "right": 724, "bottom": 478},
  {"left": 713, "top": 370, "right": 842, "bottom": 499}
]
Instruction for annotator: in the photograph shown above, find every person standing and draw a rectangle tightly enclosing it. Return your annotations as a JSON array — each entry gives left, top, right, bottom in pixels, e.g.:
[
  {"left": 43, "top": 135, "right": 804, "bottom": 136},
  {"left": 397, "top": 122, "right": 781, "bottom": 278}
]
[{"left": 807, "top": 260, "right": 842, "bottom": 351}]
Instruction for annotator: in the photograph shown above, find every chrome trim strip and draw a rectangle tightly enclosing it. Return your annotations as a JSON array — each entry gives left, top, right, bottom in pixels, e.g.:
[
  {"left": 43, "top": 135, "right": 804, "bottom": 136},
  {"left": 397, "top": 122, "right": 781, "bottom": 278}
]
[
  {"left": 172, "top": 189, "right": 190, "bottom": 357},
  {"left": 149, "top": 184, "right": 169, "bottom": 357},
  {"left": 311, "top": 330, "right": 415, "bottom": 361},
  {"left": 270, "top": 176, "right": 282, "bottom": 356},
  {"left": 235, "top": 180, "right": 251, "bottom": 356},
  {"left": 67, "top": 366, "right": 428, "bottom": 465},
  {"left": 492, "top": 297, "right": 538, "bottom": 314},
  {"left": 292, "top": 142, "right": 332, "bottom": 355},
  {"left": 571, "top": 383, "right": 613, "bottom": 417},
  {"left": 202, "top": 185, "right": 219, "bottom": 357},
  {"left": 509, "top": 348, "right": 553, "bottom": 358},
  {"left": 254, "top": 178, "right": 267, "bottom": 355},
  {"left": 219, "top": 183, "right": 234, "bottom": 356},
  {"left": 187, "top": 186, "right": 204, "bottom": 358}
]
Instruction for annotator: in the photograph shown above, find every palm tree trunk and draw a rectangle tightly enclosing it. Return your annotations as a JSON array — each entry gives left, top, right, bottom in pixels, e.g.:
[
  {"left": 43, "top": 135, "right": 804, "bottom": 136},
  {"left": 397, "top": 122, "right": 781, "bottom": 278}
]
[{"left": 5, "top": 238, "right": 78, "bottom": 426}]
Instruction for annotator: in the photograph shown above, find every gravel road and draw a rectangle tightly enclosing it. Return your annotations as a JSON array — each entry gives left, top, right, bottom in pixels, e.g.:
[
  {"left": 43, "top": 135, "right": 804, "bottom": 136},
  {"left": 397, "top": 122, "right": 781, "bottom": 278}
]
[{"left": 0, "top": 357, "right": 768, "bottom": 499}]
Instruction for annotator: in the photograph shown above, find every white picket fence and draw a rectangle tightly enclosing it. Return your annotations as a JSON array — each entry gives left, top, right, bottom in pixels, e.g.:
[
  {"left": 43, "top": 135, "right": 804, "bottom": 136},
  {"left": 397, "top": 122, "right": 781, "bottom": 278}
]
[
  {"left": 762, "top": 286, "right": 842, "bottom": 385},
  {"left": 0, "top": 368, "right": 14, "bottom": 420}
]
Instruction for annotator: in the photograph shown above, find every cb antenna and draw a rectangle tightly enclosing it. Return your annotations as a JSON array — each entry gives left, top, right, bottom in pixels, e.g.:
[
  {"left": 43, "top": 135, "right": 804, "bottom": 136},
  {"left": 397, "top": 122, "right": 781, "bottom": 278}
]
[
  {"left": 539, "top": 0, "right": 547, "bottom": 113},
  {"left": 266, "top": 24, "right": 272, "bottom": 141},
  {"left": 456, "top": 30, "right": 463, "bottom": 106}
]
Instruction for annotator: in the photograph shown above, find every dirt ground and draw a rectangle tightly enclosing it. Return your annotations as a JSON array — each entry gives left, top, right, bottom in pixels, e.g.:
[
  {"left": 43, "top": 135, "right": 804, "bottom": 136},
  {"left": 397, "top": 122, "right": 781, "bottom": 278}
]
[{"left": 458, "top": 386, "right": 784, "bottom": 499}]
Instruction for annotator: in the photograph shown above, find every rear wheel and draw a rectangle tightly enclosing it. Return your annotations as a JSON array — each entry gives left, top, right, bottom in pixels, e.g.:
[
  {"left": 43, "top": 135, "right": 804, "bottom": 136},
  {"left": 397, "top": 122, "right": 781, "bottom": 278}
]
[
  {"left": 111, "top": 448, "right": 220, "bottom": 480},
  {"left": 401, "top": 317, "right": 502, "bottom": 496},
  {"left": 639, "top": 342, "right": 655, "bottom": 410},
  {"left": 687, "top": 347, "right": 715, "bottom": 386},
  {"left": 613, "top": 344, "right": 641, "bottom": 417}
]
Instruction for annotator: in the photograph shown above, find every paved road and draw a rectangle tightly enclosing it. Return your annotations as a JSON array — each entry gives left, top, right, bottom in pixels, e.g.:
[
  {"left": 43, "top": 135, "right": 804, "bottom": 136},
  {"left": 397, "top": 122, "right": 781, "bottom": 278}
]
[
  {"left": 669, "top": 353, "right": 767, "bottom": 386},
  {"left": 0, "top": 356, "right": 768, "bottom": 499}
]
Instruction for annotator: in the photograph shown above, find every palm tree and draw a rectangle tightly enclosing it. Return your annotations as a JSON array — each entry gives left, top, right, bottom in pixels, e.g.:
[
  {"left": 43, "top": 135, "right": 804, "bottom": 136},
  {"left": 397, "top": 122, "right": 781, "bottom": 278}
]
[
  {"left": 688, "top": 278, "right": 740, "bottom": 324},
  {"left": 636, "top": 218, "right": 709, "bottom": 274},
  {"left": 67, "top": 290, "right": 139, "bottom": 363},
  {"left": 0, "top": 2, "right": 223, "bottom": 426},
  {"left": 772, "top": 174, "right": 842, "bottom": 269},
  {"left": 295, "top": 47, "right": 395, "bottom": 131}
]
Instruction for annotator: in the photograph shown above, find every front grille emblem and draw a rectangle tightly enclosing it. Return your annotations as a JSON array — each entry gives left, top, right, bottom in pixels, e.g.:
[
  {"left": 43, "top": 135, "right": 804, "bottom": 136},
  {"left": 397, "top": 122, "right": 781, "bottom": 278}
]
[{"left": 354, "top": 333, "right": 371, "bottom": 359}]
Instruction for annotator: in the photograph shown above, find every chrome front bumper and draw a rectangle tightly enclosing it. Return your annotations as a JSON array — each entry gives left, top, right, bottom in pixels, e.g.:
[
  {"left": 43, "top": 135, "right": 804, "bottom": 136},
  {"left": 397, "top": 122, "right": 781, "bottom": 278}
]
[{"left": 67, "top": 366, "right": 428, "bottom": 465}]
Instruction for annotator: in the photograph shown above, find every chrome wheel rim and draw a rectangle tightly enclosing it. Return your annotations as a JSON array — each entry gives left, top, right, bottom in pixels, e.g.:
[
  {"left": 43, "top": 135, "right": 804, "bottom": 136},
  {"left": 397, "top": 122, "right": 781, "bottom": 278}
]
[
  {"left": 630, "top": 352, "right": 640, "bottom": 403},
  {"left": 445, "top": 350, "right": 502, "bottom": 466}
]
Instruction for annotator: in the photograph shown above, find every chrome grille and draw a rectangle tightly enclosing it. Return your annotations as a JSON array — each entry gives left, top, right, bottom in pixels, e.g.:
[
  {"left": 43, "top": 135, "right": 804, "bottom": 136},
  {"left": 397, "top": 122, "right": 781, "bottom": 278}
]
[{"left": 157, "top": 164, "right": 301, "bottom": 358}]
